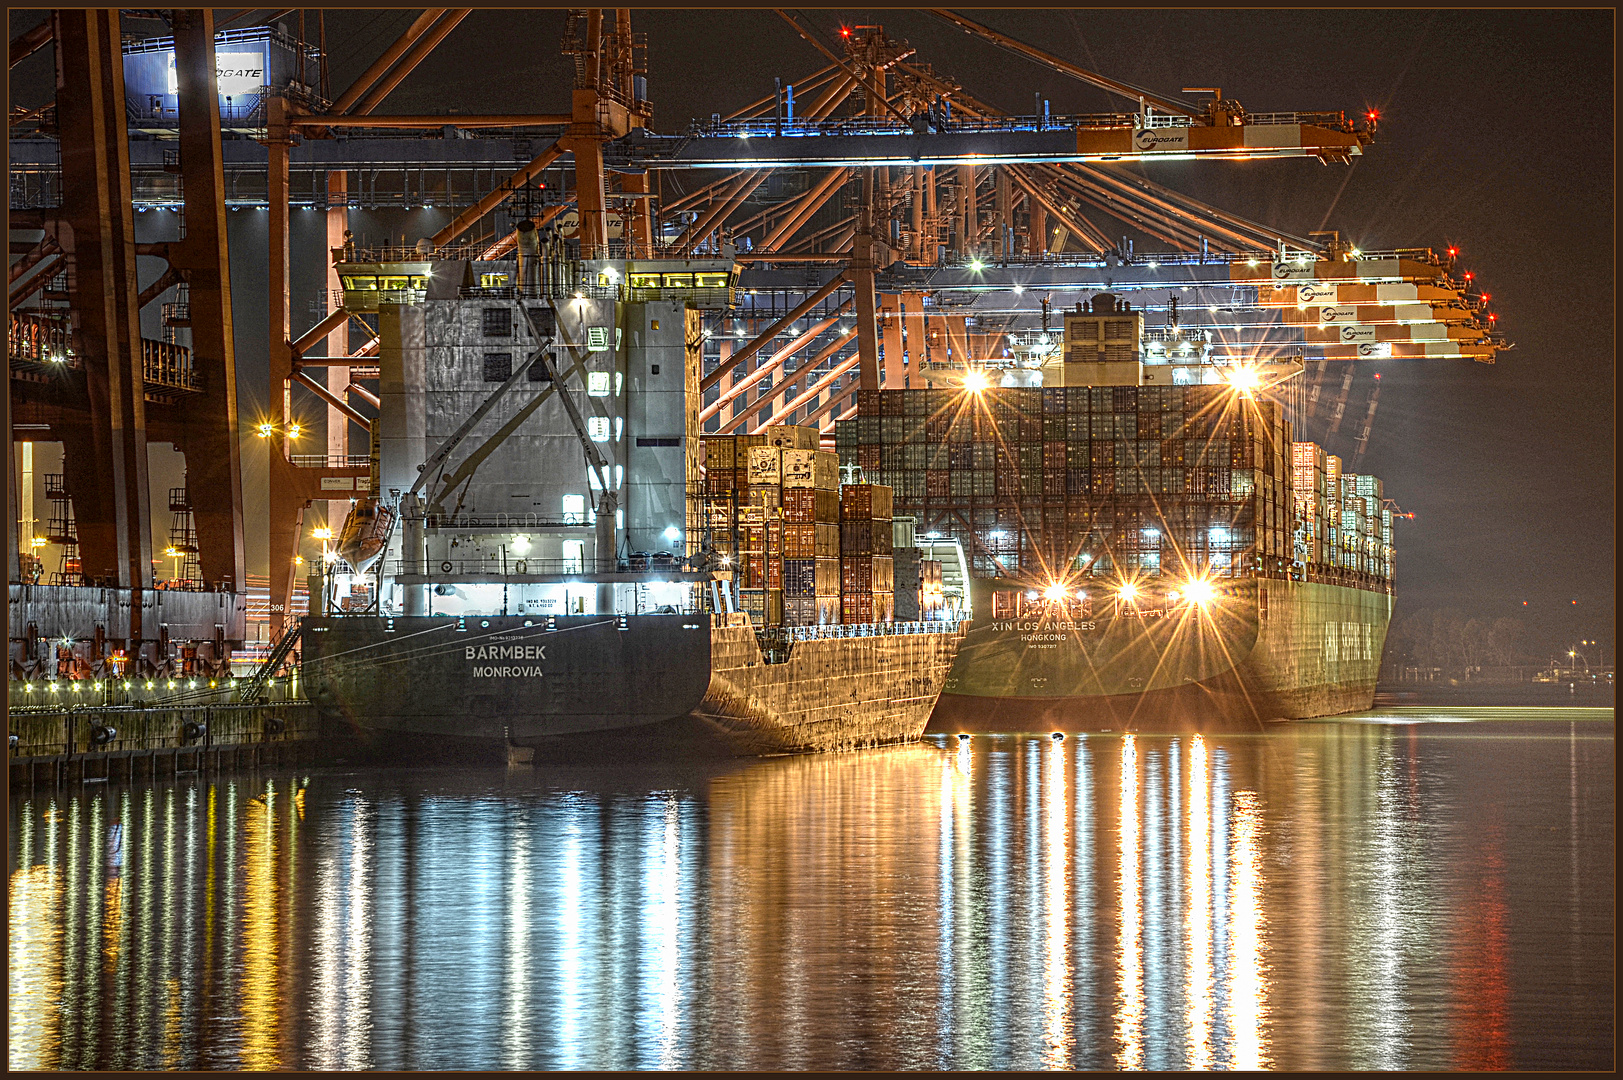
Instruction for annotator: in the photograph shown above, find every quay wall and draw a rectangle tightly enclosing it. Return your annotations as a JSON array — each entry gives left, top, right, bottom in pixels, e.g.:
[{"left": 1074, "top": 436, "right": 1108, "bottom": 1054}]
[{"left": 9, "top": 701, "right": 323, "bottom": 794}]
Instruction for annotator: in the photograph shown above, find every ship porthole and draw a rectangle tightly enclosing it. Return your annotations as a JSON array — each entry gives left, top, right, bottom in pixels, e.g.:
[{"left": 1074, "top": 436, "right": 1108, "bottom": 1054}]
[{"left": 441, "top": 560, "right": 453, "bottom": 573}]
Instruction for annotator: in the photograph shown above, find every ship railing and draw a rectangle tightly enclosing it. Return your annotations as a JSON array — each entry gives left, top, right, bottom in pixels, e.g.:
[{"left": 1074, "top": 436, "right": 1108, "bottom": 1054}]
[
  {"left": 778, "top": 618, "right": 968, "bottom": 642},
  {"left": 289, "top": 453, "right": 371, "bottom": 469},
  {"left": 385, "top": 555, "right": 705, "bottom": 577},
  {"left": 456, "top": 282, "right": 620, "bottom": 301}
]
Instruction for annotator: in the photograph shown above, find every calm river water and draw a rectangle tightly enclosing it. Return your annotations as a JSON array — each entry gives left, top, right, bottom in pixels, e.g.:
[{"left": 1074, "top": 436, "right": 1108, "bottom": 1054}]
[{"left": 9, "top": 707, "right": 1613, "bottom": 1071}]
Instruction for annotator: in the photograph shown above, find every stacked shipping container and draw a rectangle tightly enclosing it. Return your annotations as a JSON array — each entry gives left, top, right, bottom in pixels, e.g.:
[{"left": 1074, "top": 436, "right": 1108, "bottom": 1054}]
[
  {"left": 835, "top": 385, "right": 1297, "bottom": 583},
  {"left": 1288, "top": 444, "right": 1392, "bottom": 580},
  {"left": 840, "top": 482, "right": 895, "bottom": 623},
  {"left": 701, "top": 424, "right": 907, "bottom": 626},
  {"left": 702, "top": 425, "right": 843, "bottom": 625}
]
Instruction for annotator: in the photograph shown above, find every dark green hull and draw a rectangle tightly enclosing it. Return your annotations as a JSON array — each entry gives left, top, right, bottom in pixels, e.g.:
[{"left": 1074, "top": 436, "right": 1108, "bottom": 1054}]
[{"left": 928, "top": 577, "right": 1391, "bottom": 732}]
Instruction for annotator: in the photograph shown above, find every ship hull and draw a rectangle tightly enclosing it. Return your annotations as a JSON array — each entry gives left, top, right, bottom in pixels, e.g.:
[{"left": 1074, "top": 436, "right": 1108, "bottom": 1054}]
[
  {"left": 301, "top": 614, "right": 963, "bottom": 757},
  {"left": 927, "top": 578, "right": 1390, "bottom": 733}
]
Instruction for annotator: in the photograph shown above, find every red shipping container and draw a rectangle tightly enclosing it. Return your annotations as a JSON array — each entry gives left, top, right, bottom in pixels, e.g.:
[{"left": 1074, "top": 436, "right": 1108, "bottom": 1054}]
[
  {"left": 842, "top": 595, "right": 874, "bottom": 624},
  {"left": 781, "top": 487, "right": 815, "bottom": 523},
  {"left": 782, "top": 524, "right": 816, "bottom": 558}
]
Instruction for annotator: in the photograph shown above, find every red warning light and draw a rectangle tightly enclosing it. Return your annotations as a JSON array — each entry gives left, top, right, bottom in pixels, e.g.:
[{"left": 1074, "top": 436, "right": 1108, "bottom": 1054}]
[
  {"left": 1480, "top": 293, "right": 1489, "bottom": 301},
  {"left": 1447, "top": 246, "right": 1458, "bottom": 257},
  {"left": 1488, "top": 313, "right": 1498, "bottom": 321},
  {"left": 840, "top": 26, "right": 851, "bottom": 37},
  {"left": 1373, "top": 373, "right": 1381, "bottom": 380},
  {"left": 1463, "top": 272, "right": 1474, "bottom": 280}
]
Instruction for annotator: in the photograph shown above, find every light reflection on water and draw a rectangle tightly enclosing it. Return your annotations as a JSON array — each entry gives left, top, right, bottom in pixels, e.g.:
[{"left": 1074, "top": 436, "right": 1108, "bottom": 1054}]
[{"left": 8, "top": 711, "right": 1615, "bottom": 1071}]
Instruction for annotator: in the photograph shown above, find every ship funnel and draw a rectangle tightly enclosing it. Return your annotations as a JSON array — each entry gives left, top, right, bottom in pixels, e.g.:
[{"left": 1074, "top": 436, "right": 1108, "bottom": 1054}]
[{"left": 515, "top": 219, "right": 540, "bottom": 288}]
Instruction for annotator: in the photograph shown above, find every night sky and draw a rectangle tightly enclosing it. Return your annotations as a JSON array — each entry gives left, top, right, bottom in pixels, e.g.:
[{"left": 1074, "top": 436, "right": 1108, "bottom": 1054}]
[{"left": 10, "top": 9, "right": 1613, "bottom": 657}]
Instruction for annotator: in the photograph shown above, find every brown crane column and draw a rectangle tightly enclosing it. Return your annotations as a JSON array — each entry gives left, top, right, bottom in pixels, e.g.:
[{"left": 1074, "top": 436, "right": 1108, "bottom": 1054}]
[
  {"left": 623, "top": 173, "right": 654, "bottom": 257},
  {"left": 902, "top": 291, "right": 927, "bottom": 384},
  {"left": 325, "top": 171, "right": 352, "bottom": 531},
  {"left": 853, "top": 181, "right": 881, "bottom": 390},
  {"left": 994, "top": 168, "right": 1010, "bottom": 257},
  {"left": 957, "top": 166, "right": 976, "bottom": 255},
  {"left": 54, "top": 10, "right": 153, "bottom": 610},
  {"left": 924, "top": 164, "right": 938, "bottom": 258},
  {"left": 170, "top": 9, "right": 246, "bottom": 593},
  {"left": 567, "top": 10, "right": 611, "bottom": 257},
  {"left": 265, "top": 94, "right": 300, "bottom": 635},
  {"left": 910, "top": 166, "right": 925, "bottom": 261},
  {"left": 879, "top": 300, "right": 904, "bottom": 388}
]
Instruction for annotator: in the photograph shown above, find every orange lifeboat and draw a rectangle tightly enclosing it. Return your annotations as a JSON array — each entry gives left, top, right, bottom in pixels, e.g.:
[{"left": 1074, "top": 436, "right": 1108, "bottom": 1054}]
[{"left": 334, "top": 497, "right": 397, "bottom": 575}]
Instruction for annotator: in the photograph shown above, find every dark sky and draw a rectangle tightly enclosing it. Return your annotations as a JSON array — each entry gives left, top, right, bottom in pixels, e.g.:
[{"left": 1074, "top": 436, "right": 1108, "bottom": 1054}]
[{"left": 10, "top": 9, "right": 1614, "bottom": 654}]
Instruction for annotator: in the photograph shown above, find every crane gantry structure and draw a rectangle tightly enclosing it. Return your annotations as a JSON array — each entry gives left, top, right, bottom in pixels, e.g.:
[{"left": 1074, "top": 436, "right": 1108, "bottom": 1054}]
[{"left": 9, "top": 8, "right": 1508, "bottom": 639}]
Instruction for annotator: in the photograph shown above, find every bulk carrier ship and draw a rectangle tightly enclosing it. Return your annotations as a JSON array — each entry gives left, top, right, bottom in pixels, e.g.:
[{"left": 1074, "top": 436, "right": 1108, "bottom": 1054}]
[
  {"left": 837, "top": 292, "right": 1396, "bottom": 732},
  {"left": 299, "top": 244, "right": 962, "bottom": 757}
]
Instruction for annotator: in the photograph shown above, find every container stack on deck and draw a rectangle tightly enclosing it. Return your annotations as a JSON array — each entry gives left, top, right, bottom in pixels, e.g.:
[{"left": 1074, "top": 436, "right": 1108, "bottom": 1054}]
[
  {"left": 1291, "top": 442, "right": 1393, "bottom": 581},
  {"left": 1291, "top": 441, "right": 1329, "bottom": 565},
  {"left": 701, "top": 425, "right": 844, "bottom": 626},
  {"left": 840, "top": 481, "right": 894, "bottom": 624},
  {"left": 835, "top": 385, "right": 1299, "bottom": 584}
]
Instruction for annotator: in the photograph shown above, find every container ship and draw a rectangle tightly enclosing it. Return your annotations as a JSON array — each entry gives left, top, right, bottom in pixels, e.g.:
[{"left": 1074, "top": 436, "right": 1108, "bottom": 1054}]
[
  {"left": 299, "top": 250, "right": 962, "bottom": 757},
  {"left": 836, "top": 292, "right": 1396, "bottom": 732}
]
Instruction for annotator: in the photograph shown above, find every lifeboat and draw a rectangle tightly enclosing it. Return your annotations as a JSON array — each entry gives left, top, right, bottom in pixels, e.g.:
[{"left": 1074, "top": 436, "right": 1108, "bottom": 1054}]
[{"left": 334, "top": 496, "right": 398, "bottom": 575}]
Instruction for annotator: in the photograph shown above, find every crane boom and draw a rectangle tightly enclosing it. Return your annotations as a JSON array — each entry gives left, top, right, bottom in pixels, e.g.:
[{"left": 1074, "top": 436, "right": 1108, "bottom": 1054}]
[{"left": 926, "top": 9, "right": 1202, "bottom": 118}]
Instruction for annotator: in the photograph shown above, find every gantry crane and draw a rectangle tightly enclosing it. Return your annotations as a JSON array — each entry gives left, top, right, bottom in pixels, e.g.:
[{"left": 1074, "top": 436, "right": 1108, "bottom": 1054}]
[{"left": 616, "top": 16, "right": 1500, "bottom": 444}]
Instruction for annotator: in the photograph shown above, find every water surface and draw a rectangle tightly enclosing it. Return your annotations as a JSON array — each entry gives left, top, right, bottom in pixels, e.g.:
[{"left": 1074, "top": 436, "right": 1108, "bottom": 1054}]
[{"left": 9, "top": 707, "right": 1613, "bottom": 1070}]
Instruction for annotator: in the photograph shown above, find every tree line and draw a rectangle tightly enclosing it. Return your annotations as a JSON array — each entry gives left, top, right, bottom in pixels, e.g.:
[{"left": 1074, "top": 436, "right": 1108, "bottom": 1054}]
[{"left": 1384, "top": 608, "right": 1529, "bottom": 674}]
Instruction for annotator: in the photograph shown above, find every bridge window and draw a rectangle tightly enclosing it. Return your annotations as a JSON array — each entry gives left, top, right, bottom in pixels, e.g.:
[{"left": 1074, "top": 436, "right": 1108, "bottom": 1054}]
[
  {"left": 694, "top": 272, "right": 730, "bottom": 289},
  {"left": 342, "top": 275, "right": 378, "bottom": 290},
  {"left": 661, "top": 273, "right": 693, "bottom": 288}
]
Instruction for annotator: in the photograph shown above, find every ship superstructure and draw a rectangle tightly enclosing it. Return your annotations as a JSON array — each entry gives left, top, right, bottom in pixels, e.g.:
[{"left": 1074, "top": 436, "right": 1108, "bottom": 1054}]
[{"left": 300, "top": 248, "right": 964, "bottom": 755}]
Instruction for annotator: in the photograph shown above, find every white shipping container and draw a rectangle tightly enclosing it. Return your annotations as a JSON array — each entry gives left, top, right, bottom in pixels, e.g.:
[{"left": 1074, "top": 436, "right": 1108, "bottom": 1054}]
[
  {"left": 780, "top": 448, "right": 840, "bottom": 490},
  {"left": 765, "top": 425, "right": 820, "bottom": 450},
  {"left": 747, "top": 446, "right": 781, "bottom": 486},
  {"left": 780, "top": 449, "right": 816, "bottom": 488}
]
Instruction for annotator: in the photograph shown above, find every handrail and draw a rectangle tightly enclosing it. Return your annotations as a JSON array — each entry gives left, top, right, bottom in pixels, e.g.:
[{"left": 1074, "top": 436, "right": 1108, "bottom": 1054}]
[
  {"left": 288, "top": 453, "right": 371, "bottom": 469},
  {"left": 9, "top": 312, "right": 76, "bottom": 366},
  {"left": 243, "top": 617, "right": 303, "bottom": 702},
  {"left": 776, "top": 618, "right": 968, "bottom": 642}
]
